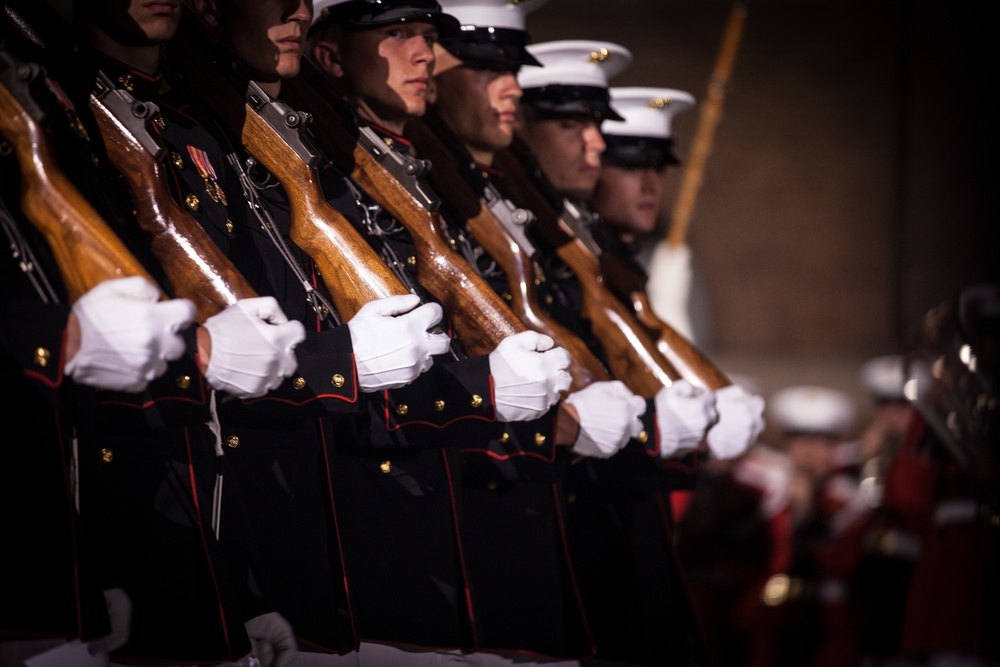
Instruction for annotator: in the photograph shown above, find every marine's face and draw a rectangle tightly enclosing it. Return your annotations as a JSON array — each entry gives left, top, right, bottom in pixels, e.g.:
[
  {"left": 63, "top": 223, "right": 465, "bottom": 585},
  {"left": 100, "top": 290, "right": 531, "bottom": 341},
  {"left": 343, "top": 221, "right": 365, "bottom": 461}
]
[
  {"left": 785, "top": 433, "right": 837, "bottom": 481},
  {"left": 328, "top": 21, "right": 439, "bottom": 129},
  {"left": 210, "top": 0, "right": 313, "bottom": 83},
  {"left": 590, "top": 163, "right": 664, "bottom": 237},
  {"left": 517, "top": 113, "right": 605, "bottom": 201},
  {"left": 91, "top": 0, "right": 182, "bottom": 45},
  {"left": 434, "top": 64, "right": 521, "bottom": 163}
]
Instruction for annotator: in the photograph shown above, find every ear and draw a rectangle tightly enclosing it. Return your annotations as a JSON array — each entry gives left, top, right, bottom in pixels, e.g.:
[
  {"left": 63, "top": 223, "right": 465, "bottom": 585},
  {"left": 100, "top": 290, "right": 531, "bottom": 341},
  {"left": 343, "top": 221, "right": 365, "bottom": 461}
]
[
  {"left": 311, "top": 41, "right": 344, "bottom": 78},
  {"left": 188, "top": 0, "right": 221, "bottom": 28}
]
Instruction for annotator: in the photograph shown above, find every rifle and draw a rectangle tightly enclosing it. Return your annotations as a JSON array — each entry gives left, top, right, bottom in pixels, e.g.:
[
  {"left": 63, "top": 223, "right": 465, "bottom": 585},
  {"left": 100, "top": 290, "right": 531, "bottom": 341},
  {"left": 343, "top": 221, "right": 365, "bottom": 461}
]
[
  {"left": 89, "top": 69, "right": 258, "bottom": 322},
  {"left": 598, "top": 236, "right": 731, "bottom": 391},
  {"left": 492, "top": 143, "right": 679, "bottom": 398},
  {"left": 0, "top": 50, "right": 160, "bottom": 302},
  {"left": 166, "top": 16, "right": 410, "bottom": 321},
  {"left": 280, "top": 55, "right": 531, "bottom": 356},
  {"left": 404, "top": 117, "right": 612, "bottom": 391}
]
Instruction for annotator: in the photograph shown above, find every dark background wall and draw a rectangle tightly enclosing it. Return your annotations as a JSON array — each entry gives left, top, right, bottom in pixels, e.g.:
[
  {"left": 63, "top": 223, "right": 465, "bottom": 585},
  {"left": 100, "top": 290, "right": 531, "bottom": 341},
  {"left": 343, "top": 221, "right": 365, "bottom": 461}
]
[{"left": 528, "top": 0, "right": 998, "bottom": 432}]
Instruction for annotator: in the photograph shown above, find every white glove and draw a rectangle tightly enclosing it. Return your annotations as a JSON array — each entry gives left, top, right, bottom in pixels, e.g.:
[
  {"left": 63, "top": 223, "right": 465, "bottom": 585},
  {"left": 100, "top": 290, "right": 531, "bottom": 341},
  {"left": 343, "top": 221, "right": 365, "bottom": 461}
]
[
  {"left": 706, "top": 383, "right": 766, "bottom": 460},
  {"left": 244, "top": 612, "right": 298, "bottom": 667},
  {"left": 733, "top": 446, "right": 792, "bottom": 519},
  {"left": 348, "top": 294, "right": 452, "bottom": 392},
  {"left": 654, "top": 379, "right": 718, "bottom": 458},
  {"left": 66, "top": 276, "right": 194, "bottom": 392},
  {"left": 564, "top": 380, "right": 647, "bottom": 458},
  {"left": 489, "top": 330, "right": 572, "bottom": 422},
  {"left": 203, "top": 297, "right": 306, "bottom": 399},
  {"left": 102, "top": 587, "right": 132, "bottom": 652}
]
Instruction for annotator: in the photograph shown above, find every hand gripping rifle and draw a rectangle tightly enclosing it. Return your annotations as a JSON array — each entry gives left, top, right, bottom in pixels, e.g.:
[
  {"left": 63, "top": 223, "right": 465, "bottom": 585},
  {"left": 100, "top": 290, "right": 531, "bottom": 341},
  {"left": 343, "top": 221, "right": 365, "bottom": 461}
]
[
  {"left": 0, "top": 50, "right": 160, "bottom": 302},
  {"left": 89, "top": 70, "right": 258, "bottom": 323},
  {"left": 166, "top": 16, "right": 413, "bottom": 322},
  {"left": 492, "top": 143, "right": 679, "bottom": 398},
  {"left": 280, "top": 56, "right": 532, "bottom": 356},
  {"left": 404, "top": 116, "right": 612, "bottom": 391}
]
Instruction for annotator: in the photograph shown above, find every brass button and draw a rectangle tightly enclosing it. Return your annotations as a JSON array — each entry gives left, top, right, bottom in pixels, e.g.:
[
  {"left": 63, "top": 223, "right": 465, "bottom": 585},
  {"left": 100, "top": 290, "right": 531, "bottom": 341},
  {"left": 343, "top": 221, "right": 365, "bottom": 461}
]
[
  {"left": 225, "top": 219, "right": 234, "bottom": 233},
  {"left": 486, "top": 481, "right": 497, "bottom": 491},
  {"left": 293, "top": 377, "right": 307, "bottom": 390},
  {"left": 172, "top": 152, "right": 184, "bottom": 169},
  {"left": 33, "top": 347, "right": 50, "bottom": 367},
  {"left": 226, "top": 435, "right": 240, "bottom": 449},
  {"left": 545, "top": 294, "right": 554, "bottom": 305},
  {"left": 636, "top": 430, "right": 648, "bottom": 444},
  {"left": 185, "top": 193, "right": 200, "bottom": 211},
  {"left": 566, "top": 493, "right": 577, "bottom": 504},
  {"left": 762, "top": 574, "right": 802, "bottom": 607},
  {"left": 406, "top": 255, "right": 417, "bottom": 266},
  {"left": 176, "top": 375, "right": 192, "bottom": 389},
  {"left": 501, "top": 292, "right": 512, "bottom": 302},
  {"left": 99, "top": 448, "right": 114, "bottom": 464},
  {"left": 470, "top": 394, "right": 483, "bottom": 408},
  {"left": 534, "top": 433, "right": 546, "bottom": 447},
  {"left": 331, "top": 374, "right": 345, "bottom": 388},
  {"left": 434, "top": 400, "right": 445, "bottom": 412},
  {"left": 379, "top": 460, "right": 392, "bottom": 474},
  {"left": 320, "top": 304, "right": 330, "bottom": 318},
  {"left": 498, "top": 432, "right": 510, "bottom": 444},
  {"left": 396, "top": 403, "right": 409, "bottom": 416}
]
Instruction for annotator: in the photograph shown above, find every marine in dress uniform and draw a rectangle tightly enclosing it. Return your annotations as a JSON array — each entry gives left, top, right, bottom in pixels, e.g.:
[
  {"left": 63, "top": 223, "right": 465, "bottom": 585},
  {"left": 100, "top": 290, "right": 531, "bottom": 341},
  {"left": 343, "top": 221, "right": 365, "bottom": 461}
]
[
  {"left": 509, "top": 40, "right": 749, "bottom": 667},
  {"left": 850, "top": 354, "right": 924, "bottom": 665},
  {"left": 0, "top": 13, "right": 113, "bottom": 665},
  {"left": 3, "top": 1, "right": 293, "bottom": 664},
  {"left": 896, "top": 284, "right": 1000, "bottom": 666},
  {"left": 418, "top": 0, "right": 643, "bottom": 661},
  {"left": 744, "top": 385, "right": 869, "bottom": 667},
  {"left": 72, "top": 1, "right": 313, "bottom": 664}
]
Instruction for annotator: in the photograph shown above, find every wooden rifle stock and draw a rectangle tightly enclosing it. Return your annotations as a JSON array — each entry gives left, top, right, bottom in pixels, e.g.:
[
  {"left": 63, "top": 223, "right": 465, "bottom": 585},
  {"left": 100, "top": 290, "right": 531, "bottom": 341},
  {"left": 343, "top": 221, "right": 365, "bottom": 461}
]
[
  {"left": 405, "top": 118, "right": 611, "bottom": 390},
  {"left": 282, "top": 58, "right": 529, "bottom": 355},
  {"left": 89, "top": 71, "right": 257, "bottom": 322},
  {"left": 0, "top": 51, "right": 159, "bottom": 302},
  {"left": 492, "top": 146, "right": 678, "bottom": 398},
  {"left": 599, "top": 250, "right": 731, "bottom": 390},
  {"left": 167, "top": 18, "right": 408, "bottom": 319}
]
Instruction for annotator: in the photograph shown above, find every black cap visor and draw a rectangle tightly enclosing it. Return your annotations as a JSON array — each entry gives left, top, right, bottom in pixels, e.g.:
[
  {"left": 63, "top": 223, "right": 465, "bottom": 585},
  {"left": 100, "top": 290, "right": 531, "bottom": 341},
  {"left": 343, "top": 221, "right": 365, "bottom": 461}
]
[
  {"left": 438, "top": 26, "right": 541, "bottom": 71},
  {"left": 602, "top": 135, "right": 679, "bottom": 170},
  {"left": 314, "top": 1, "right": 460, "bottom": 36},
  {"left": 521, "top": 84, "right": 624, "bottom": 122}
]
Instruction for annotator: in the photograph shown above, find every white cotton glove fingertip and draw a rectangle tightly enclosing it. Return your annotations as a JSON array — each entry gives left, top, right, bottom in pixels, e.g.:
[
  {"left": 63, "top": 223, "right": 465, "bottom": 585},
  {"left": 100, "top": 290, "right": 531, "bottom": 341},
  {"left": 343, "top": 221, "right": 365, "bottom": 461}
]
[
  {"left": 245, "top": 612, "right": 297, "bottom": 667},
  {"left": 349, "top": 296, "right": 449, "bottom": 392},
  {"left": 67, "top": 277, "right": 194, "bottom": 392},
  {"left": 102, "top": 587, "right": 132, "bottom": 652},
  {"left": 706, "top": 384, "right": 766, "bottom": 460},
  {"left": 203, "top": 299, "right": 303, "bottom": 398},
  {"left": 490, "top": 331, "right": 565, "bottom": 422},
  {"left": 567, "top": 381, "right": 644, "bottom": 459},
  {"left": 654, "top": 379, "right": 718, "bottom": 458}
]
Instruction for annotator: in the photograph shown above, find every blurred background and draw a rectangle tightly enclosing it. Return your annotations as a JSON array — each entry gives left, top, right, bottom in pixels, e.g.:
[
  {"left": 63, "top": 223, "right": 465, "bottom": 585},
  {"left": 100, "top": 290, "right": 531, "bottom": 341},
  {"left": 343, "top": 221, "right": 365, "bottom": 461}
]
[{"left": 526, "top": 0, "right": 998, "bottom": 438}]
